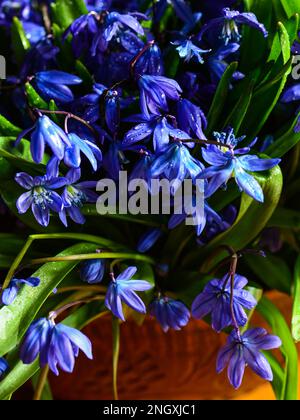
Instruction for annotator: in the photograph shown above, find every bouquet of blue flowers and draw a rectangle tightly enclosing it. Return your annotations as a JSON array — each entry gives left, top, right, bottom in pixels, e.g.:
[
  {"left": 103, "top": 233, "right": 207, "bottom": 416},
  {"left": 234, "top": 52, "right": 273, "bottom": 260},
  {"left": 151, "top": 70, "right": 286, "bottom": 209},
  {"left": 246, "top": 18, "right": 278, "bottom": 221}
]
[{"left": 0, "top": 0, "right": 299, "bottom": 400}]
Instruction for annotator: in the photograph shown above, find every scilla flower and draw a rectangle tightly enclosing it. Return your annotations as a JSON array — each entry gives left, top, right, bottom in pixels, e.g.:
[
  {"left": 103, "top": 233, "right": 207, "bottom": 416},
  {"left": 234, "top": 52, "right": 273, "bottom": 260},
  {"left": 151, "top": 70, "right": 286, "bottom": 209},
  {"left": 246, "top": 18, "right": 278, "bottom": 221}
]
[
  {"left": 20, "top": 317, "right": 93, "bottom": 375},
  {"left": 191, "top": 274, "right": 257, "bottom": 332},
  {"left": 15, "top": 164, "right": 66, "bottom": 227},
  {"left": 80, "top": 259, "right": 105, "bottom": 284},
  {"left": 15, "top": 115, "right": 71, "bottom": 164},
  {"left": 137, "top": 228, "right": 163, "bottom": 253},
  {"left": 172, "top": 39, "right": 210, "bottom": 63},
  {"left": 177, "top": 99, "right": 207, "bottom": 140},
  {"left": 199, "top": 129, "right": 281, "bottom": 202},
  {"left": 1, "top": 277, "right": 40, "bottom": 306},
  {"left": 59, "top": 168, "right": 98, "bottom": 226},
  {"left": 138, "top": 75, "right": 182, "bottom": 118},
  {"left": 217, "top": 328, "right": 281, "bottom": 389},
  {"left": 33, "top": 71, "right": 82, "bottom": 104},
  {"left": 105, "top": 267, "right": 153, "bottom": 321},
  {"left": 149, "top": 296, "right": 190, "bottom": 332},
  {"left": 0, "top": 358, "right": 8, "bottom": 378},
  {"left": 198, "top": 8, "right": 268, "bottom": 45}
]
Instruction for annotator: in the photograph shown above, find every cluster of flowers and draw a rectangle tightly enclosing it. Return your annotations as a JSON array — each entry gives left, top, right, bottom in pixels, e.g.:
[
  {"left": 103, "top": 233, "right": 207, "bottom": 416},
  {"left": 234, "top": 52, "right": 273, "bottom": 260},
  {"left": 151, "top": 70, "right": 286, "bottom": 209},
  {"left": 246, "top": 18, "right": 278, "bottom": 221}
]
[{"left": 0, "top": 0, "right": 288, "bottom": 390}]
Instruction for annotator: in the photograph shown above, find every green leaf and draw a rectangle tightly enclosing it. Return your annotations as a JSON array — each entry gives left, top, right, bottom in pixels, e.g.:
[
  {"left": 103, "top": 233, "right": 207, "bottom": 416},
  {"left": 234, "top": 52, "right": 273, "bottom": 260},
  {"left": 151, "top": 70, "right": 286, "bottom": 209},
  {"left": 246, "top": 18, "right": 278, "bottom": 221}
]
[
  {"left": 0, "top": 300, "right": 106, "bottom": 399},
  {"left": 244, "top": 254, "right": 291, "bottom": 294},
  {"left": 0, "top": 115, "right": 21, "bottom": 137},
  {"left": 183, "top": 165, "right": 283, "bottom": 271},
  {"left": 11, "top": 17, "right": 30, "bottom": 65},
  {"left": 75, "top": 60, "right": 93, "bottom": 89},
  {"left": 25, "top": 83, "right": 48, "bottom": 109},
  {"left": 264, "top": 352, "right": 285, "bottom": 400},
  {"left": 266, "top": 111, "right": 300, "bottom": 158},
  {"left": 0, "top": 242, "right": 98, "bottom": 356},
  {"left": 280, "top": 0, "right": 300, "bottom": 18},
  {"left": 206, "top": 62, "right": 238, "bottom": 134},
  {"left": 292, "top": 256, "right": 300, "bottom": 342},
  {"left": 51, "top": 0, "right": 88, "bottom": 31},
  {"left": 257, "top": 297, "right": 298, "bottom": 400},
  {"left": 0, "top": 137, "right": 47, "bottom": 171}
]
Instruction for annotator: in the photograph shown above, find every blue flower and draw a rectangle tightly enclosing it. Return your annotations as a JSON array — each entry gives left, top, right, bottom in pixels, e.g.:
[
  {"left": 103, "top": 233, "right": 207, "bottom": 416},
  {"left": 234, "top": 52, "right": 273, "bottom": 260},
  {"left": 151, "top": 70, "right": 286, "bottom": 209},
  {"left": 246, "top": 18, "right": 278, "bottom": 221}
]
[
  {"left": 198, "top": 8, "right": 268, "bottom": 45},
  {"left": 191, "top": 274, "right": 257, "bottom": 332},
  {"left": 20, "top": 317, "right": 93, "bottom": 375},
  {"left": 59, "top": 168, "right": 98, "bottom": 226},
  {"left": 103, "top": 11, "right": 144, "bottom": 43},
  {"left": 123, "top": 114, "right": 190, "bottom": 152},
  {"left": 80, "top": 259, "right": 105, "bottom": 284},
  {"left": 281, "top": 84, "right": 300, "bottom": 103},
  {"left": 15, "top": 164, "right": 66, "bottom": 227},
  {"left": 172, "top": 39, "right": 210, "bottom": 63},
  {"left": 199, "top": 129, "right": 281, "bottom": 202},
  {"left": 150, "top": 142, "right": 203, "bottom": 186},
  {"left": 177, "top": 99, "right": 207, "bottom": 140},
  {"left": 64, "top": 133, "right": 102, "bottom": 171},
  {"left": 138, "top": 75, "right": 182, "bottom": 118},
  {"left": 1, "top": 277, "right": 40, "bottom": 306},
  {"left": 33, "top": 71, "right": 82, "bottom": 104},
  {"left": 16, "top": 116, "right": 71, "bottom": 163},
  {"left": 137, "top": 228, "right": 163, "bottom": 253},
  {"left": 149, "top": 296, "right": 190, "bottom": 332},
  {"left": 105, "top": 267, "right": 153, "bottom": 321},
  {"left": 129, "top": 152, "right": 155, "bottom": 192},
  {"left": 23, "top": 22, "right": 46, "bottom": 44},
  {"left": 217, "top": 328, "right": 281, "bottom": 388},
  {"left": 0, "top": 358, "right": 8, "bottom": 379}
]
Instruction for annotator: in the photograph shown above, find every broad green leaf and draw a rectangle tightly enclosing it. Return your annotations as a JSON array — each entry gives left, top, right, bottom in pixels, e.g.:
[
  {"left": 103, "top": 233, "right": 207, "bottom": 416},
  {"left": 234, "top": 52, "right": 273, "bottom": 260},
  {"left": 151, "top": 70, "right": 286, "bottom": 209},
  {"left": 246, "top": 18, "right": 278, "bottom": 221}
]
[
  {"left": 206, "top": 62, "right": 238, "bottom": 134},
  {"left": 0, "top": 115, "right": 21, "bottom": 137},
  {"left": 0, "top": 300, "right": 107, "bottom": 400},
  {"left": 183, "top": 165, "right": 283, "bottom": 271},
  {"left": 266, "top": 111, "right": 300, "bottom": 158},
  {"left": 267, "top": 207, "right": 300, "bottom": 229},
  {"left": 11, "top": 17, "right": 30, "bottom": 65},
  {"left": 269, "top": 14, "right": 299, "bottom": 63},
  {"left": 292, "top": 256, "right": 300, "bottom": 342},
  {"left": 264, "top": 352, "right": 285, "bottom": 400},
  {"left": 244, "top": 254, "right": 291, "bottom": 294},
  {"left": 257, "top": 297, "right": 298, "bottom": 400},
  {"left": 0, "top": 242, "right": 99, "bottom": 356},
  {"left": 51, "top": 0, "right": 88, "bottom": 31},
  {"left": 280, "top": 1, "right": 300, "bottom": 18}
]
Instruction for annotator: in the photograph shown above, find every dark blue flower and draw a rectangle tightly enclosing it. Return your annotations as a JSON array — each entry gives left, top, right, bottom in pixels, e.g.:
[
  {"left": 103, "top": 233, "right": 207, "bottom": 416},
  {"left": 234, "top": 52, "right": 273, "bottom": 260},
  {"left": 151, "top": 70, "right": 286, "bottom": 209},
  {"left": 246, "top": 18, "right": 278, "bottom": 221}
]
[
  {"left": 123, "top": 114, "right": 190, "bottom": 152},
  {"left": 15, "top": 163, "right": 66, "bottom": 227},
  {"left": 172, "top": 39, "right": 210, "bottom": 63},
  {"left": 129, "top": 152, "right": 155, "bottom": 192},
  {"left": 103, "top": 11, "right": 144, "bottom": 42},
  {"left": 191, "top": 274, "right": 257, "bottom": 332},
  {"left": 23, "top": 21, "right": 46, "bottom": 44},
  {"left": 0, "top": 358, "right": 8, "bottom": 378},
  {"left": 207, "top": 43, "right": 244, "bottom": 84},
  {"left": 199, "top": 129, "right": 281, "bottom": 202},
  {"left": 105, "top": 267, "right": 153, "bottom": 321},
  {"left": 33, "top": 71, "right": 82, "bottom": 104},
  {"left": 137, "top": 228, "right": 163, "bottom": 253},
  {"left": 1, "top": 277, "right": 40, "bottom": 306},
  {"left": 59, "top": 168, "right": 98, "bottom": 227},
  {"left": 150, "top": 142, "right": 202, "bottom": 186},
  {"left": 20, "top": 317, "right": 93, "bottom": 375},
  {"left": 134, "top": 43, "right": 164, "bottom": 76},
  {"left": 149, "top": 296, "right": 190, "bottom": 332},
  {"left": 177, "top": 99, "right": 207, "bottom": 140},
  {"left": 217, "top": 328, "right": 281, "bottom": 388},
  {"left": 80, "top": 259, "right": 105, "bottom": 284},
  {"left": 138, "top": 75, "right": 182, "bottom": 118},
  {"left": 198, "top": 8, "right": 268, "bottom": 45},
  {"left": 64, "top": 13, "right": 99, "bottom": 58},
  {"left": 281, "top": 84, "right": 300, "bottom": 103}
]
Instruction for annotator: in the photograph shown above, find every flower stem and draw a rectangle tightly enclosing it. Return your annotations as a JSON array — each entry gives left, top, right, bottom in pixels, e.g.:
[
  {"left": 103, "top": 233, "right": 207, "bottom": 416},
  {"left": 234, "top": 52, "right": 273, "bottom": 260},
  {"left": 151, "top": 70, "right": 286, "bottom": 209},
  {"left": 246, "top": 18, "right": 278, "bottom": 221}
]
[
  {"left": 112, "top": 315, "right": 120, "bottom": 401},
  {"left": 33, "top": 366, "right": 49, "bottom": 401}
]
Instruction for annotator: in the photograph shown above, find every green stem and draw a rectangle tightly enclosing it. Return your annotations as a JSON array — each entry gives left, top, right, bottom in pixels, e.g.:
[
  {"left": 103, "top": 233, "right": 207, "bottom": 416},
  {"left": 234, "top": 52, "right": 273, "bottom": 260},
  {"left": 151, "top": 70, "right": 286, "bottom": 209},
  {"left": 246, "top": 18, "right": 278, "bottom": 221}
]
[
  {"left": 112, "top": 316, "right": 120, "bottom": 401},
  {"left": 28, "top": 252, "right": 155, "bottom": 266},
  {"left": 1, "top": 233, "right": 126, "bottom": 290},
  {"left": 33, "top": 366, "right": 49, "bottom": 401}
]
